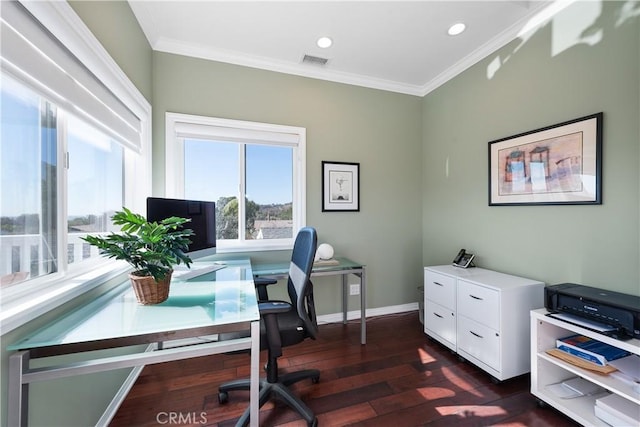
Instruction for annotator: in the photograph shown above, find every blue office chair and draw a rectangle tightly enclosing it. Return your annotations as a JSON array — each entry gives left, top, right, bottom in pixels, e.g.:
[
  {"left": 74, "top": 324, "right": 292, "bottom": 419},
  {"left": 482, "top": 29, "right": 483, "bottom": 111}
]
[{"left": 218, "top": 227, "right": 320, "bottom": 427}]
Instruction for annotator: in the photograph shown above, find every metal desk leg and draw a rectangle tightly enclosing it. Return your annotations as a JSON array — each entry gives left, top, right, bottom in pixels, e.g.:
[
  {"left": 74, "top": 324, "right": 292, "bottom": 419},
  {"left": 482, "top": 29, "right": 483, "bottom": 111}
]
[
  {"left": 249, "top": 320, "right": 260, "bottom": 427},
  {"left": 341, "top": 274, "right": 348, "bottom": 324},
  {"left": 8, "top": 351, "right": 30, "bottom": 427},
  {"left": 359, "top": 268, "right": 367, "bottom": 345}
]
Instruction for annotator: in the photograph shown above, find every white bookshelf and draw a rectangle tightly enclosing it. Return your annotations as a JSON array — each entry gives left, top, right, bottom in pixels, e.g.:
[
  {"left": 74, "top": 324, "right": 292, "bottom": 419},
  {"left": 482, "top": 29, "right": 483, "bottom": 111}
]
[{"left": 530, "top": 308, "right": 640, "bottom": 426}]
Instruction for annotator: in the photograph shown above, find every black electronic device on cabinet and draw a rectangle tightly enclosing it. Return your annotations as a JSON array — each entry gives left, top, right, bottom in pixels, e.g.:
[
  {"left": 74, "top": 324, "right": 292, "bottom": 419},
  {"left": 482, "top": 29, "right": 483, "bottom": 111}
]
[{"left": 453, "top": 249, "right": 475, "bottom": 268}]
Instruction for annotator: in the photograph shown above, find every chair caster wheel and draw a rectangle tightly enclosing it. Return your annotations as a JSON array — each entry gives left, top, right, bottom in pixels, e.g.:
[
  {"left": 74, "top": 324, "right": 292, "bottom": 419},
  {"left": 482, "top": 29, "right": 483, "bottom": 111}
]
[
  {"left": 312, "top": 375, "right": 320, "bottom": 384},
  {"left": 218, "top": 392, "right": 228, "bottom": 404}
]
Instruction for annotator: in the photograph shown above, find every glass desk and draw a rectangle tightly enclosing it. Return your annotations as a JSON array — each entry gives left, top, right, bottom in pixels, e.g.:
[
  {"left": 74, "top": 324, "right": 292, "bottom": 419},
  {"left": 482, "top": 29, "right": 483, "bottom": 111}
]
[
  {"left": 7, "top": 258, "right": 261, "bottom": 427},
  {"left": 253, "top": 256, "right": 367, "bottom": 344}
]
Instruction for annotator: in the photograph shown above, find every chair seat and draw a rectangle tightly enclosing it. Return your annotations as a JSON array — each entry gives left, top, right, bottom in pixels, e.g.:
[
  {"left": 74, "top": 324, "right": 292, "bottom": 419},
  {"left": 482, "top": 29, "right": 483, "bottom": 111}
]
[{"left": 220, "top": 304, "right": 309, "bottom": 350}]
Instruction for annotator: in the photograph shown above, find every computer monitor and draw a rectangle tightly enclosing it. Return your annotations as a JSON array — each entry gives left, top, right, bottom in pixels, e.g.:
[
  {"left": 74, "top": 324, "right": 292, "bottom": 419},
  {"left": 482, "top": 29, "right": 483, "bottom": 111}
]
[{"left": 146, "top": 197, "right": 216, "bottom": 259}]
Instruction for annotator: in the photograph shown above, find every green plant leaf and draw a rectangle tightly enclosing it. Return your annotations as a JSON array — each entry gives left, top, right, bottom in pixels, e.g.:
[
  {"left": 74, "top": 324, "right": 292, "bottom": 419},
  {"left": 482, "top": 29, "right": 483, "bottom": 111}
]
[{"left": 81, "top": 207, "right": 194, "bottom": 282}]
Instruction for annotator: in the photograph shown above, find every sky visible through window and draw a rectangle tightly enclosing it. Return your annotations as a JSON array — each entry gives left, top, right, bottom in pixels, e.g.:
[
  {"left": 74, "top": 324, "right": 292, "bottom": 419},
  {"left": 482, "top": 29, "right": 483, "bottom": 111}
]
[
  {"left": 1, "top": 79, "right": 42, "bottom": 218},
  {"left": 184, "top": 139, "right": 292, "bottom": 205},
  {"left": 1, "top": 80, "right": 123, "bottom": 218}
]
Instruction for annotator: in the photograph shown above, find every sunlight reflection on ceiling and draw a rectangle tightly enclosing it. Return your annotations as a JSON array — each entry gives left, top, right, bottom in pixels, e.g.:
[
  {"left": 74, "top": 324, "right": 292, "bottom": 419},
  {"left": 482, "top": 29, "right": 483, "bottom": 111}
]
[{"left": 487, "top": 0, "right": 606, "bottom": 80}]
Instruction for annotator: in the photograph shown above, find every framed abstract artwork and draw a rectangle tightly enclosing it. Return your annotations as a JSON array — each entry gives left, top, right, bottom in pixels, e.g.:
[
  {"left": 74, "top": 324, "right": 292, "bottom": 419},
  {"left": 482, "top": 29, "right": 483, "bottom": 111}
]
[{"left": 488, "top": 113, "right": 603, "bottom": 206}]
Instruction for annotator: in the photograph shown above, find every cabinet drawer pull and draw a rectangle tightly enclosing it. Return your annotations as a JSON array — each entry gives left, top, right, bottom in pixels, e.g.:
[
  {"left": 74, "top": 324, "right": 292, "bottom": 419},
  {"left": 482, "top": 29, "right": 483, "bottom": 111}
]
[
  {"left": 469, "top": 330, "right": 483, "bottom": 339},
  {"left": 434, "top": 282, "right": 444, "bottom": 287},
  {"left": 469, "top": 294, "right": 483, "bottom": 300},
  {"left": 433, "top": 312, "right": 443, "bottom": 319}
]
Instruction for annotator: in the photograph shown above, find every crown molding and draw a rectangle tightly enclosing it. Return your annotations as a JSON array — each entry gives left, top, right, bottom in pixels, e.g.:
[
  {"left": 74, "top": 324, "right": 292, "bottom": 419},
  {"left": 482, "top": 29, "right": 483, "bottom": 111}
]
[
  {"left": 153, "top": 37, "right": 424, "bottom": 96},
  {"left": 143, "top": 1, "right": 554, "bottom": 97}
]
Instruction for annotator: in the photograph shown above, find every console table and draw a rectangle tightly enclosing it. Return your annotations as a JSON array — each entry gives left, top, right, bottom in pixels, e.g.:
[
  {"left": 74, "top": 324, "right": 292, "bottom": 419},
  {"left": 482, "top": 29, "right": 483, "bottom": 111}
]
[
  {"left": 7, "top": 258, "right": 261, "bottom": 427},
  {"left": 253, "top": 257, "right": 367, "bottom": 344}
]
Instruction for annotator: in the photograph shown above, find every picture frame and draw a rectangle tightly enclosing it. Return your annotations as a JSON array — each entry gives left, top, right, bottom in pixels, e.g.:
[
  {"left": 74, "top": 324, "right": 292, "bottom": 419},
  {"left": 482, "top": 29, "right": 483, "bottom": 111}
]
[
  {"left": 322, "top": 161, "right": 360, "bottom": 212},
  {"left": 488, "top": 112, "right": 603, "bottom": 206}
]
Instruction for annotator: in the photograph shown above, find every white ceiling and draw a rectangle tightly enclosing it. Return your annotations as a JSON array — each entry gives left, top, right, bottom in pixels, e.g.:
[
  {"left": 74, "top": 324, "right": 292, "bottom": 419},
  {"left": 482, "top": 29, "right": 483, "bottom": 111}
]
[{"left": 128, "top": 1, "right": 555, "bottom": 96}]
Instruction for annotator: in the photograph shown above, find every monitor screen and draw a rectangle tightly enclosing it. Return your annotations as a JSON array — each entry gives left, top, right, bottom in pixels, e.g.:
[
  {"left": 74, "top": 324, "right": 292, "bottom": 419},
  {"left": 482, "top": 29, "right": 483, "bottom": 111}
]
[{"left": 146, "top": 197, "right": 216, "bottom": 259}]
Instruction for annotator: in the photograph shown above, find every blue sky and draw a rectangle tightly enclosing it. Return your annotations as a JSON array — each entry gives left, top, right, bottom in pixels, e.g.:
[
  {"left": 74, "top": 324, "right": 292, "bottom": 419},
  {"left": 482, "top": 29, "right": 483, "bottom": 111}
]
[
  {"left": 2, "top": 78, "right": 124, "bottom": 218},
  {"left": 184, "top": 139, "right": 292, "bottom": 205}
]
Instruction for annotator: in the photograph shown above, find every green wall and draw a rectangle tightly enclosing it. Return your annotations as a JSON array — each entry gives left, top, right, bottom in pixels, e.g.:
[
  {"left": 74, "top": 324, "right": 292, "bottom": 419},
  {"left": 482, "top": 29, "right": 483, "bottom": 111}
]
[
  {"left": 422, "top": 0, "right": 639, "bottom": 294},
  {"left": 68, "top": 0, "right": 153, "bottom": 101},
  {"left": 152, "top": 52, "right": 424, "bottom": 315}
]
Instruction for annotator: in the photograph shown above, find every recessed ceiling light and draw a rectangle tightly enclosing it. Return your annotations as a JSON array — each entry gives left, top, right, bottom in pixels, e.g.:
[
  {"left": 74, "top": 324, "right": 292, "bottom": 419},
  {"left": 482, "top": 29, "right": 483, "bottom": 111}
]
[
  {"left": 317, "top": 36, "right": 333, "bottom": 48},
  {"left": 448, "top": 23, "right": 466, "bottom": 36}
]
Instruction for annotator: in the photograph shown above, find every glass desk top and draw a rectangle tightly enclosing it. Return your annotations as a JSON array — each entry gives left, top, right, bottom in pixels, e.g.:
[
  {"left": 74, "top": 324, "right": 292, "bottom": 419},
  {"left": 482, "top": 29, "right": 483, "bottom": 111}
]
[
  {"left": 9, "top": 258, "right": 259, "bottom": 351},
  {"left": 252, "top": 256, "right": 364, "bottom": 276}
]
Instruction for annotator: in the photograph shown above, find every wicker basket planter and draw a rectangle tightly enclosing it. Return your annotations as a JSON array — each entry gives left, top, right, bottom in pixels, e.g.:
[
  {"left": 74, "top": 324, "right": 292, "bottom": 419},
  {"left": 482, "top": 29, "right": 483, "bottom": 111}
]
[{"left": 129, "top": 270, "right": 172, "bottom": 305}]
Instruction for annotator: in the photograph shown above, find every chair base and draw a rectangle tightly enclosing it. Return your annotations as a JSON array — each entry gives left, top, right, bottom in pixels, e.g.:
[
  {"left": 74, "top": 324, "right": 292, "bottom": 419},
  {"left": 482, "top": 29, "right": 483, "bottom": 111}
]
[{"left": 219, "top": 369, "right": 320, "bottom": 427}]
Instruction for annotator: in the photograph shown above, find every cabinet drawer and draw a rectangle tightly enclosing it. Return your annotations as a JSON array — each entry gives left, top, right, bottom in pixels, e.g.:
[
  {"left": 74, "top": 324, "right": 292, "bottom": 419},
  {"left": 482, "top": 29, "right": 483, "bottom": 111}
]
[
  {"left": 457, "top": 280, "right": 499, "bottom": 330},
  {"left": 425, "top": 270, "right": 456, "bottom": 309},
  {"left": 457, "top": 315, "right": 500, "bottom": 371},
  {"left": 425, "top": 300, "right": 456, "bottom": 349}
]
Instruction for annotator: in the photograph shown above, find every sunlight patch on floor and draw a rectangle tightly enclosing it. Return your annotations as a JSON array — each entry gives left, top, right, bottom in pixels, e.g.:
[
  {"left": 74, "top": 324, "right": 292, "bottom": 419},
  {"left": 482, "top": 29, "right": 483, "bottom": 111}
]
[
  {"left": 416, "top": 386, "right": 455, "bottom": 401},
  {"left": 441, "top": 366, "right": 485, "bottom": 397},
  {"left": 435, "top": 404, "right": 508, "bottom": 418},
  {"left": 417, "top": 347, "right": 438, "bottom": 364}
]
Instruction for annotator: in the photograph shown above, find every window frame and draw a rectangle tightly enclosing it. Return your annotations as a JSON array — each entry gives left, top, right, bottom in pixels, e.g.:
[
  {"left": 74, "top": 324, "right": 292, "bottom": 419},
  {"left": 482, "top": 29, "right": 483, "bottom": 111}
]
[
  {"left": 0, "top": 1, "right": 152, "bottom": 334},
  {"left": 165, "top": 112, "right": 306, "bottom": 252}
]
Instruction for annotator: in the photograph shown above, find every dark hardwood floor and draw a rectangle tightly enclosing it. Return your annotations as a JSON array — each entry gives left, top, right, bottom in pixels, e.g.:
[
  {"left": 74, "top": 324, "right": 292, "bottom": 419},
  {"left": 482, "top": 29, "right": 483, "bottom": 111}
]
[{"left": 110, "top": 311, "right": 581, "bottom": 426}]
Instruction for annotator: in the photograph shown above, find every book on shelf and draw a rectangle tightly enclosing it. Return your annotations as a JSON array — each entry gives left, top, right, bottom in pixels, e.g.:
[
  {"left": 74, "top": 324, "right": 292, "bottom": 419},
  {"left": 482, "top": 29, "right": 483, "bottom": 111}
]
[{"left": 556, "top": 334, "right": 631, "bottom": 366}]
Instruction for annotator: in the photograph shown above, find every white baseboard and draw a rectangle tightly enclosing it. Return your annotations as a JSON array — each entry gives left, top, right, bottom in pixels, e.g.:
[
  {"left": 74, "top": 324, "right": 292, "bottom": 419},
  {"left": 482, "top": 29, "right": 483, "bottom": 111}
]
[
  {"left": 99, "top": 303, "right": 420, "bottom": 423},
  {"left": 317, "top": 302, "right": 419, "bottom": 324}
]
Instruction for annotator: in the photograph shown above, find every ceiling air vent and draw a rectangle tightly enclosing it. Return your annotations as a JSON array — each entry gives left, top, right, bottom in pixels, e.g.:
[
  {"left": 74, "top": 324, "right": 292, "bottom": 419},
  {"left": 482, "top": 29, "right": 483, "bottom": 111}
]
[{"left": 302, "top": 54, "right": 329, "bottom": 66}]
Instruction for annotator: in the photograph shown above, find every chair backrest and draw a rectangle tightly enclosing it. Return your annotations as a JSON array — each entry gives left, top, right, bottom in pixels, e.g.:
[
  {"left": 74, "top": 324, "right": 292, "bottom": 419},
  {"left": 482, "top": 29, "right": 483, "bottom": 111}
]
[{"left": 287, "top": 227, "right": 319, "bottom": 339}]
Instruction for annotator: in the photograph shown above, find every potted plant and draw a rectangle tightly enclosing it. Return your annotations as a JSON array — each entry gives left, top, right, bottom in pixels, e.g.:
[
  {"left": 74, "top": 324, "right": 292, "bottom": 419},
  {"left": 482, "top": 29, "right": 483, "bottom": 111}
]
[{"left": 82, "top": 207, "right": 194, "bottom": 305}]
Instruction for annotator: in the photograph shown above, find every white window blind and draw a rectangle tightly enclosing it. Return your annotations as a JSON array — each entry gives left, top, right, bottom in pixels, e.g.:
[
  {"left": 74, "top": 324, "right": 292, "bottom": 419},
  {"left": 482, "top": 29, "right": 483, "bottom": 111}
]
[
  {"left": 172, "top": 120, "right": 300, "bottom": 146},
  {"left": 0, "top": 1, "right": 142, "bottom": 152}
]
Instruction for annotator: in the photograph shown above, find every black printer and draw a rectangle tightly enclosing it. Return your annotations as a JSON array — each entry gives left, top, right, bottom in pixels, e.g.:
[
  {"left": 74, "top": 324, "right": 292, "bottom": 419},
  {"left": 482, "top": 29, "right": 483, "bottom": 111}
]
[{"left": 545, "top": 283, "right": 640, "bottom": 340}]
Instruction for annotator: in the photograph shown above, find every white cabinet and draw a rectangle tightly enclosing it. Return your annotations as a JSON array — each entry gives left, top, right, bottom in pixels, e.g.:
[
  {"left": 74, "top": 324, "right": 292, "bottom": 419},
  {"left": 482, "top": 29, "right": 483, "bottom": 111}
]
[
  {"left": 531, "top": 308, "right": 640, "bottom": 426},
  {"left": 424, "top": 265, "right": 544, "bottom": 381},
  {"left": 424, "top": 269, "right": 457, "bottom": 351}
]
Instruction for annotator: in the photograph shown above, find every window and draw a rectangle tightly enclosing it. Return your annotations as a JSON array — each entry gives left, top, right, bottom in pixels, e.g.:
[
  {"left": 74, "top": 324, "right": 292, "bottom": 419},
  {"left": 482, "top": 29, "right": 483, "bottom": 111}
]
[
  {"left": 0, "top": 1, "right": 150, "bottom": 332},
  {"left": 166, "top": 113, "right": 306, "bottom": 251},
  {"left": 1, "top": 77, "right": 126, "bottom": 280}
]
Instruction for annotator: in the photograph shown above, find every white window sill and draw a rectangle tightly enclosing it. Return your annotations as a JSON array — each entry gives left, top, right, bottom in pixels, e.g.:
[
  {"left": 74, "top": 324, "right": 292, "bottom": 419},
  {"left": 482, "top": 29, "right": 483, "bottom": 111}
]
[
  {"left": 0, "top": 261, "right": 130, "bottom": 335},
  {"left": 218, "top": 240, "right": 293, "bottom": 253}
]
